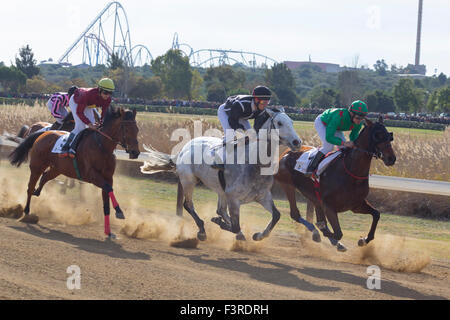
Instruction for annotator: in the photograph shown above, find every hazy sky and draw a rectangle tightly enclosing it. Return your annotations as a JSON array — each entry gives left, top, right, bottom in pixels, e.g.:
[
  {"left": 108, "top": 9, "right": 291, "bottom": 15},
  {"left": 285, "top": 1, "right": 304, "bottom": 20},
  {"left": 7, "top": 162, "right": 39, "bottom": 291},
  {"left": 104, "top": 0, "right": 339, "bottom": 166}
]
[{"left": 1, "top": 0, "right": 449, "bottom": 75}]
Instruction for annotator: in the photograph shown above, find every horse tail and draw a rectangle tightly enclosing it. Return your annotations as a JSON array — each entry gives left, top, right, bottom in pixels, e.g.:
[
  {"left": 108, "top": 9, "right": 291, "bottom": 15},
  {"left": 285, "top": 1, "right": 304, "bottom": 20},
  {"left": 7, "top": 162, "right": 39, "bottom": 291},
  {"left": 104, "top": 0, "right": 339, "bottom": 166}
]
[
  {"left": 8, "top": 131, "right": 45, "bottom": 167},
  {"left": 17, "top": 125, "right": 29, "bottom": 138},
  {"left": 176, "top": 181, "right": 184, "bottom": 217},
  {"left": 139, "top": 144, "right": 177, "bottom": 174}
]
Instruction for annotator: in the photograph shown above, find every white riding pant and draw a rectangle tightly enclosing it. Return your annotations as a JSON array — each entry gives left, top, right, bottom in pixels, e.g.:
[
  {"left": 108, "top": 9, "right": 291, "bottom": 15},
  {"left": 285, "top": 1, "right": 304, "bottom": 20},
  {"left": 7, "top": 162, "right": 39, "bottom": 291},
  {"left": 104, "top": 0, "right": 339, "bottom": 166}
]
[
  {"left": 68, "top": 95, "right": 95, "bottom": 136},
  {"left": 218, "top": 103, "right": 251, "bottom": 143},
  {"left": 314, "top": 114, "right": 346, "bottom": 155}
]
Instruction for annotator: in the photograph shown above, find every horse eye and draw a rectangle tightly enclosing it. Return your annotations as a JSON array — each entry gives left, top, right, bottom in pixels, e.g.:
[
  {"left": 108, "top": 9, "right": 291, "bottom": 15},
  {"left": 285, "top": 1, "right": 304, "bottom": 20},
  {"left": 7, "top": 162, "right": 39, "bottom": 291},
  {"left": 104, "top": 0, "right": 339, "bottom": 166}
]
[{"left": 278, "top": 121, "right": 283, "bottom": 127}]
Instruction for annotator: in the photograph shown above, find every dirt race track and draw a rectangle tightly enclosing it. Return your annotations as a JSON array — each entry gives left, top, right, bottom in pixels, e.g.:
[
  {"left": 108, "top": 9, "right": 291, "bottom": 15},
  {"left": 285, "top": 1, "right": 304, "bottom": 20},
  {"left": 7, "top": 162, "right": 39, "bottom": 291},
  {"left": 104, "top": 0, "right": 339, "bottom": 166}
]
[{"left": 0, "top": 213, "right": 449, "bottom": 300}]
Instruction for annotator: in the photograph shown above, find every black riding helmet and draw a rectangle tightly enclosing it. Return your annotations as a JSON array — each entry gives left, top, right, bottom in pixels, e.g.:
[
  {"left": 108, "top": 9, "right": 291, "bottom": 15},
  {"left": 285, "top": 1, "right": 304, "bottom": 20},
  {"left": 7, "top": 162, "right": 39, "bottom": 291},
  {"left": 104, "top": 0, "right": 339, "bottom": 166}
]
[
  {"left": 252, "top": 86, "right": 272, "bottom": 100},
  {"left": 68, "top": 86, "right": 78, "bottom": 97}
]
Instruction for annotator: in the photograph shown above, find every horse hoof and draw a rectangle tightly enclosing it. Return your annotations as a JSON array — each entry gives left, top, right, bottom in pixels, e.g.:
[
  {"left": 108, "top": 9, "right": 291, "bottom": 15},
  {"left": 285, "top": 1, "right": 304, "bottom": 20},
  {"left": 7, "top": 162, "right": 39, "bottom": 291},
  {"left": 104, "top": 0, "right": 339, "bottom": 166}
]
[
  {"left": 32, "top": 190, "right": 40, "bottom": 197},
  {"left": 19, "top": 214, "right": 39, "bottom": 224},
  {"left": 236, "top": 232, "right": 246, "bottom": 241},
  {"left": 252, "top": 233, "right": 264, "bottom": 241},
  {"left": 107, "top": 233, "right": 117, "bottom": 240},
  {"left": 312, "top": 230, "right": 321, "bottom": 243},
  {"left": 115, "top": 208, "right": 125, "bottom": 220},
  {"left": 337, "top": 242, "right": 347, "bottom": 252},
  {"left": 211, "top": 217, "right": 222, "bottom": 225},
  {"left": 358, "top": 238, "right": 368, "bottom": 247},
  {"left": 197, "top": 232, "right": 207, "bottom": 241}
]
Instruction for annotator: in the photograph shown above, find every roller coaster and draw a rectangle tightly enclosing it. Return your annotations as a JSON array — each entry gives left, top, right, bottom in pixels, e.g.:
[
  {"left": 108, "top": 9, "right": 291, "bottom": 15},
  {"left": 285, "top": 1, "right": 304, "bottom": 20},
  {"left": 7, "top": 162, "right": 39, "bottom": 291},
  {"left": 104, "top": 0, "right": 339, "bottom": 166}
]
[{"left": 58, "top": 2, "right": 277, "bottom": 68}]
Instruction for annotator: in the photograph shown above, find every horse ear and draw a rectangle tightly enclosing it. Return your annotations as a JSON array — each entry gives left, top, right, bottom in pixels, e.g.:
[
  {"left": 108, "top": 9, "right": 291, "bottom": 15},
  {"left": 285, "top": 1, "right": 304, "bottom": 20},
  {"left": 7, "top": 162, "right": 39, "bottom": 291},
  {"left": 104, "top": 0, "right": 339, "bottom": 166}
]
[
  {"left": 378, "top": 115, "right": 384, "bottom": 124},
  {"left": 365, "top": 118, "right": 374, "bottom": 127},
  {"left": 265, "top": 108, "right": 275, "bottom": 117},
  {"left": 119, "top": 108, "right": 125, "bottom": 117},
  {"left": 133, "top": 108, "right": 137, "bottom": 118}
]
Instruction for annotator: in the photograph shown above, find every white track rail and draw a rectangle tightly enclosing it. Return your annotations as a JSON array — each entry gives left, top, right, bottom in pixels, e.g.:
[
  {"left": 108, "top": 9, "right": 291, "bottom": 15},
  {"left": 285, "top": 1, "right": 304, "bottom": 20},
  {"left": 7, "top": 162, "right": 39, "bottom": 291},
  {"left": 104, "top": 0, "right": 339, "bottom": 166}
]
[{"left": 1, "top": 137, "right": 449, "bottom": 196}]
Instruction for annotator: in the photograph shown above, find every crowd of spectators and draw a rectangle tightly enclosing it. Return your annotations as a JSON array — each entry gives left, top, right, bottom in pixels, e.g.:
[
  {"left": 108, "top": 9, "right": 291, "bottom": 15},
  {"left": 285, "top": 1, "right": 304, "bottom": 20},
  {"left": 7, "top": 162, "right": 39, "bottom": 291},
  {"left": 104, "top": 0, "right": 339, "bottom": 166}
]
[{"left": 1, "top": 92, "right": 449, "bottom": 125}]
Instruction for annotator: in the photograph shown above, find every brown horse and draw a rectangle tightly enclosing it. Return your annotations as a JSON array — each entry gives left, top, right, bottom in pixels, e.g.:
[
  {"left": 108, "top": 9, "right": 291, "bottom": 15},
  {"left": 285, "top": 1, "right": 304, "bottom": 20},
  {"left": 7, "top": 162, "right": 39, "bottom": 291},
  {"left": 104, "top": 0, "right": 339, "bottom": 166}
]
[
  {"left": 275, "top": 117, "right": 396, "bottom": 251},
  {"left": 8, "top": 107, "right": 140, "bottom": 238}
]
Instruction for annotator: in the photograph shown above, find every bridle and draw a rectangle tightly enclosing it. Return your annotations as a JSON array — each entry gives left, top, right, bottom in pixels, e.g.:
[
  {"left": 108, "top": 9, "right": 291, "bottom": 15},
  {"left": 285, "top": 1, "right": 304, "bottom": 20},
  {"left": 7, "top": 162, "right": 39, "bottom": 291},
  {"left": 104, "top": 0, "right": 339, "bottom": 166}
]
[
  {"left": 94, "top": 119, "right": 137, "bottom": 152},
  {"left": 343, "top": 124, "right": 394, "bottom": 179}
]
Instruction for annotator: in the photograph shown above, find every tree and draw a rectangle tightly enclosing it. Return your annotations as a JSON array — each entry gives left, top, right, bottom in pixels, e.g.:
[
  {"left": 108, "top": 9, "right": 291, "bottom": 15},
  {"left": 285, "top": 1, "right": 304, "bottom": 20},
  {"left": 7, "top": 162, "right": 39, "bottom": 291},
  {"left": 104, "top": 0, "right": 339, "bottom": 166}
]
[
  {"left": 366, "top": 90, "right": 395, "bottom": 113},
  {"left": 373, "top": 59, "right": 388, "bottom": 76},
  {"left": 25, "top": 76, "right": 48, "bottom": 94},
  {"left": 151, "top": 49, "right": 193, "bottom": 99},
  {"left": 309, "top": 87, "right": 338, "bottom": 108},
  {"left": 266, "top": 63, "right": 298, "bottom": 106},
  {"left": 437, "top": 86, "right": 450, "bottom": 112},
  {"left": 206, "top": 82, "right": 227, "bottom": 102},
  {"left": 190, "top": 69, "right": 204, "bottom": 100},
  {"left": 393, "top": 78, "right": 423, "bottom": 112},
  {"left": 437, "top": 73, "right": 447, "bottom": 86},
  {"left": 107, "top": 53, "right": 124, "bottom": 70},
  {"left": 0, "top": 66, "right": 27, "bottom": 93},
  {"left": 15, "top": 45, "right": 40, "bottom": 79},
  {"left": 129, "top": 76, "right": 162, "bottom": 100},
  {"left": 338, "top": 70, "right": 361, "bottom": 105},
  {"left": 204, "top": 65, "right": 245, "bottom": 96}
]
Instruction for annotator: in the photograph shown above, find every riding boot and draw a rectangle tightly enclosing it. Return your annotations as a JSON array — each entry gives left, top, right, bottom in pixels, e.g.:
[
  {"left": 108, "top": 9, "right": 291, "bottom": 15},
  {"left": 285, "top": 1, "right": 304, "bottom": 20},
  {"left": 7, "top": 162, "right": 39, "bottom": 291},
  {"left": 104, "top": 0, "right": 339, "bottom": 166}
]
[
  {"left": 305, "top": 151, "right": 325, "bottom": 176},
  {"left": 59, "top": 133, "right": 75, "bottom": 158},
  {"left": 68, "top": 133, "right": 83, "bottom": 159}
]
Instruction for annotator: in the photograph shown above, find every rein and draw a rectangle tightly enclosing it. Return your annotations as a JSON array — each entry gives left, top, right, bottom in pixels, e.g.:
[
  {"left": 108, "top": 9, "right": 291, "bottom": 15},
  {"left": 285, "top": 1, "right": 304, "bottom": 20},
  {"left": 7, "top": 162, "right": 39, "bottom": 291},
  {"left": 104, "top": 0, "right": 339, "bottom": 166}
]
[{"left": 94, "top": 120, "right": 137, "bottom": 151}]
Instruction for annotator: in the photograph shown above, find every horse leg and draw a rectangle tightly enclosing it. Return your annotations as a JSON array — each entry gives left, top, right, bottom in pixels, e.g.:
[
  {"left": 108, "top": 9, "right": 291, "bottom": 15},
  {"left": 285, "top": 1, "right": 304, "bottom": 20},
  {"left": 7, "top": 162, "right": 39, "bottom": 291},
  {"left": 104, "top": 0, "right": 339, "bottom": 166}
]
[
  {"left": 251, "top": 193, "right": 280, "bottom": 241},
  {"left": 227, "top": 198, "right": 245, "bottom": 241},
  {"left": 102, "top": 189, "right": 113, "bottom": 238},
  {"left": 352, "top": 200, "right": 380, "bottom": 246},
  {"left": 33, "top": 167, "right": 60, "bottom": 197},
  {"left": 180, "top": 179, "right": 207, "bottom": 241},
  {"left": 322, "top": 203, "right": 347, "bottom": 252},
  {"left": 87, "top": 170, "right": 123, "bottom": 236},
  {"left": 314, "top": 206, "right": 338, "bottom": 246},
  {"left": 22, "top": 167, "right": 43, "bottom": 223},
  {"left": 306, "top": 200, "right": 314, "bottom": 223},
  {"left": 211, "top": 195, "right": 232, "bottom": 231},
  {"left": 279, "top": 182, "right": 319, "bottom": 241}
]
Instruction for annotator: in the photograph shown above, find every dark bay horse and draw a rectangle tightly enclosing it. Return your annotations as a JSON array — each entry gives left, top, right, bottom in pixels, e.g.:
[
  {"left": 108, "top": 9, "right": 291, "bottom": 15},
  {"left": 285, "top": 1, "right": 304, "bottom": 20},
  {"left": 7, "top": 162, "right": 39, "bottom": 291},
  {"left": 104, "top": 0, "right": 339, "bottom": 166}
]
[
  {"left": 8, "top": 107, "right": 140, "bottom": 238},
  {"left": 275, "top": 117, "right": 396, "bottom": 251}
]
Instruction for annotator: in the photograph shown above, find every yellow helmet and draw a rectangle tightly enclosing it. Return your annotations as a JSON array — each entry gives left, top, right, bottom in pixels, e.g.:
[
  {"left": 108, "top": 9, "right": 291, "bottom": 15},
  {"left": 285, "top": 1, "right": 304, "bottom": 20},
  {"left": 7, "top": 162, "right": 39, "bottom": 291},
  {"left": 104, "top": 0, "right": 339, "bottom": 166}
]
[{"left": 98, "top": 78, "right": 115, "bottom": 93}]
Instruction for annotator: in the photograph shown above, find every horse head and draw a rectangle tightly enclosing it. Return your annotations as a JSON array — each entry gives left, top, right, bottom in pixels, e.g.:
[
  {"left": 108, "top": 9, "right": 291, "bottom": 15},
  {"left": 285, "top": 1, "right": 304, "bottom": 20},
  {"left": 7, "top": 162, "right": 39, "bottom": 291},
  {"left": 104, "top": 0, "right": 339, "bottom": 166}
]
[
  {"left": 258, "top": 107, "right": 302, "bottom": 151},
  {"left": 104, "top": 107, "right": 140, "bottom": 159},
  {"left": 357, "top": 116, "right": 396, "bottom": 166}
]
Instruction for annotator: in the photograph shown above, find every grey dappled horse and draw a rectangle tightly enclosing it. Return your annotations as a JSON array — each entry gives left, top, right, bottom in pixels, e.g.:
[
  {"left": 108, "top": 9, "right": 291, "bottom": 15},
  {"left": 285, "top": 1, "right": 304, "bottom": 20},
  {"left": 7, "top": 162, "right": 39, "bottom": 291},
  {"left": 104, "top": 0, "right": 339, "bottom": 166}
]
[{"left": 140, "top": 107, "right": 317, "bottom": 242}]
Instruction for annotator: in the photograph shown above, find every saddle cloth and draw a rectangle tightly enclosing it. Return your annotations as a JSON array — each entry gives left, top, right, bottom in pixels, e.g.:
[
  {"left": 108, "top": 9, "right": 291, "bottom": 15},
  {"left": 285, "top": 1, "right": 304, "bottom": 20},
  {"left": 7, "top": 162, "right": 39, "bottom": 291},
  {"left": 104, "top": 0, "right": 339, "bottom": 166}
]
[
  {"left": 51, "top": 132, "right": 71, "bottom": 154},
  {"left": 294, "top": 147, "right": 342, "bottom": 176},
  {"left": 36, "top": 125, "right": 52, "bottom": 134}
]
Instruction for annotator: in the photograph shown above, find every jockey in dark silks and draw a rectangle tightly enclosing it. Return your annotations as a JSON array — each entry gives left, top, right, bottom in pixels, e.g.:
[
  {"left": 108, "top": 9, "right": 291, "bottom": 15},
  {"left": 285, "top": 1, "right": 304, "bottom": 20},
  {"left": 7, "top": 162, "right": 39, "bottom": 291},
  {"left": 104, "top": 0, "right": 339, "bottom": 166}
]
[
  {"left": 305, "top": 100, "right": 368, "bottom": 175},
  {"left": 212, "top": 86, "right": 272, "bottom": 170},
  {"left": 60, "top": 78, "right": 115, "bottom": 158}
]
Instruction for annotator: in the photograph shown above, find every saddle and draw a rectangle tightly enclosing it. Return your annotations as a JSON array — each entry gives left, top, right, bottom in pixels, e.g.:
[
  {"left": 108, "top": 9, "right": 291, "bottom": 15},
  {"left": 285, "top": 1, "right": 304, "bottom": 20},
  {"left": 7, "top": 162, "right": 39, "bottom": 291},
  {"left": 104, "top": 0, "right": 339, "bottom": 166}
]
[{"left": 294, "top": 147, "right": 343, "bottom": 177}]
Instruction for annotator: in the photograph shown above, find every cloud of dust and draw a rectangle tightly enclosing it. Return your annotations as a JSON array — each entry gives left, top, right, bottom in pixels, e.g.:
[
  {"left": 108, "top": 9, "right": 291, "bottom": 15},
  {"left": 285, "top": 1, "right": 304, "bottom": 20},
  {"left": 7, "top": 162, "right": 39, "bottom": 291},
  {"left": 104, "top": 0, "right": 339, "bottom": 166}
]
[
  {"left": 297, "top": 230, "right": 431, "bottom": 273},
  {"left": 0, "top": 171, "right": 98, "bottom": 226}
]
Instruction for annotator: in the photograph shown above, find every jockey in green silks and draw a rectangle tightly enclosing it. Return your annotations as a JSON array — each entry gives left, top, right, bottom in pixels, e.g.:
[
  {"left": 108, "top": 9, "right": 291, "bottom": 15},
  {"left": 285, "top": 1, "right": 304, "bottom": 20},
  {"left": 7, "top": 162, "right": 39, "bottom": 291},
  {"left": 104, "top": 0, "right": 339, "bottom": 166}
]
[{"left": 305, "top": 100, "right": 368, "bottom": 175}]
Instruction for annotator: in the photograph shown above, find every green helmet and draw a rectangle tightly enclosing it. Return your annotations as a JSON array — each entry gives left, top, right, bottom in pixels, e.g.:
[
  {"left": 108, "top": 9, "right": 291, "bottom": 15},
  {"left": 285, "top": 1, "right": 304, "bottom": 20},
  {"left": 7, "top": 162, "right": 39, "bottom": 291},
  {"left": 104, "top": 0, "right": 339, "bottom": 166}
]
[
  {"left": 349, "top": 100, "right": 368, "bottom": 116},
  {"left": 98, "top": 78, "right": 115, "bottom": 93}
]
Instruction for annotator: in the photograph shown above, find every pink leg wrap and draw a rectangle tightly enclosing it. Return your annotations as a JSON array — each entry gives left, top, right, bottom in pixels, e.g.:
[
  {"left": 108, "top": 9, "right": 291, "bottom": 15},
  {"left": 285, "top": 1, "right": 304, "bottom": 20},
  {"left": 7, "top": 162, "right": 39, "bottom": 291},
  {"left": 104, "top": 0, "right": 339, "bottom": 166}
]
[
  {"left": 104, "top": 215, "right": 111, "bottom": 235},
  {"left": 109, "top": 191, "right": 119, "bottom": 209}
]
